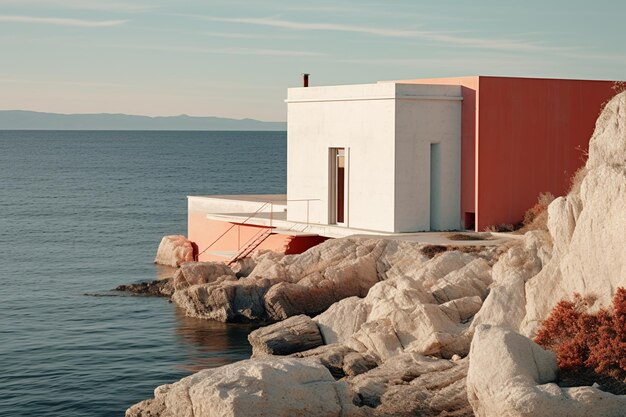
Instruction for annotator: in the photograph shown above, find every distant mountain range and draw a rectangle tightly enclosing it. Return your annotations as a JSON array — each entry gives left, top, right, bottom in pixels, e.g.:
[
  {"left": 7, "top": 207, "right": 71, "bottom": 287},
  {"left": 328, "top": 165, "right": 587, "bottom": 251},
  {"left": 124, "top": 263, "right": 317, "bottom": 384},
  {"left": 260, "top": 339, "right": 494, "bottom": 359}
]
[{"left": 0, "top": 110, "right": 286, "bottom": 131}]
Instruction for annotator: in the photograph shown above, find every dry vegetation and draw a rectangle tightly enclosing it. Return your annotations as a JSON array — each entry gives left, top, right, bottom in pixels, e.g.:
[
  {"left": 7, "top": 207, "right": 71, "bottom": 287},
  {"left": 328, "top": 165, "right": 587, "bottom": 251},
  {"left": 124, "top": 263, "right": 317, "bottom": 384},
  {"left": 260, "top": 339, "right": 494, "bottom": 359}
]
[
  {"left": 420, "top": 244, "right": 485, "bottom": 259},
  {"left": 535, "top": 288, "right": 626, "bottom": 393},
  {"left": 515, "top": 192, "right": 555, "bottom": 234},
  {"left": 446, "top": 233, "right": 491, "bottom": 241}
]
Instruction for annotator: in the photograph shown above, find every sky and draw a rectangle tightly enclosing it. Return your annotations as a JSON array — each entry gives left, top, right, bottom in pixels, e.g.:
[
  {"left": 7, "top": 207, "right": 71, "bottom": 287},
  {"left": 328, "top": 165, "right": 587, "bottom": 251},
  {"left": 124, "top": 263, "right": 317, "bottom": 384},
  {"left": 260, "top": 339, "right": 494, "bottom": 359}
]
[{"left": 1, "top": 0, "right": 625, "bottom": 122}]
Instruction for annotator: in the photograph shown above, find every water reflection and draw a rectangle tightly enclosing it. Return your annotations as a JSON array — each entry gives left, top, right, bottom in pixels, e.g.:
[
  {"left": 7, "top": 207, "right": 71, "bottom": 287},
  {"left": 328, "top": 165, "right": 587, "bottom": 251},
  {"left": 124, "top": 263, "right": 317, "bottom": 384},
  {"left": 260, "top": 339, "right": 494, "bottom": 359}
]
[{"left": 173, "top": 307, "right": 259, "bottom": 373}]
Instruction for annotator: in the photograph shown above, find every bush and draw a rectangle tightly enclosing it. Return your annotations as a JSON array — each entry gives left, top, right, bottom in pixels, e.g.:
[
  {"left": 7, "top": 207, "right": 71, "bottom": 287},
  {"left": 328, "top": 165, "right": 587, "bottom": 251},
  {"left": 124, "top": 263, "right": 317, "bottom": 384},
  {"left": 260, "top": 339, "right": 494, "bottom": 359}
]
[{"left": 535, "top": 288, "right": 626, "bottom": 380}]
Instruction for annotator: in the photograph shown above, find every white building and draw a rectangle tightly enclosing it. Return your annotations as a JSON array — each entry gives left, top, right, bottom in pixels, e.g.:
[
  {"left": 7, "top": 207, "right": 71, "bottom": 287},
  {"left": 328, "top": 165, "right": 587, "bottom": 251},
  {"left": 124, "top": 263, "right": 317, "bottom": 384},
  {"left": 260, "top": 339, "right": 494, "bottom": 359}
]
[{"left": 286, "top": 82, "right": 463, "bottom": 233}]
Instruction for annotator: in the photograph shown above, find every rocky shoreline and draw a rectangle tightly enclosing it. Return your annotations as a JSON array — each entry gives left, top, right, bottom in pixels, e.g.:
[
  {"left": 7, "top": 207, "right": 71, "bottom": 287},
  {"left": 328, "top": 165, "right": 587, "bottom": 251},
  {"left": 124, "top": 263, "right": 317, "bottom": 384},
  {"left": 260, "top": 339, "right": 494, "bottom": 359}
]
[{"left": 123, "top": 92, "right": 626, "bottom": 417}]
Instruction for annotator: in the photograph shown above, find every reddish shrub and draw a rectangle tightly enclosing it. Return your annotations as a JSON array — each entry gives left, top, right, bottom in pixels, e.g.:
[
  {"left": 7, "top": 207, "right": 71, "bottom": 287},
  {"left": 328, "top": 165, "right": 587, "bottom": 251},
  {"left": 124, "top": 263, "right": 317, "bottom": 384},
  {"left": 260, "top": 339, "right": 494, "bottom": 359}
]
[{"left": 535, "top": 288, "right": 626, "bottom": 380}]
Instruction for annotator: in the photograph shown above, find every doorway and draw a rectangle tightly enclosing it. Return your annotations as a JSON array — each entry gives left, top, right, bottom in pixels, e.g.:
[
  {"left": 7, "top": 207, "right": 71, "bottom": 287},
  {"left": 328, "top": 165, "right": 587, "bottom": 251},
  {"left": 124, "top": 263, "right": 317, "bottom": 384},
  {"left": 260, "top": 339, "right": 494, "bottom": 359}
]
[{"left": 330, "top": 148, "right": 347, "bottom": 225}]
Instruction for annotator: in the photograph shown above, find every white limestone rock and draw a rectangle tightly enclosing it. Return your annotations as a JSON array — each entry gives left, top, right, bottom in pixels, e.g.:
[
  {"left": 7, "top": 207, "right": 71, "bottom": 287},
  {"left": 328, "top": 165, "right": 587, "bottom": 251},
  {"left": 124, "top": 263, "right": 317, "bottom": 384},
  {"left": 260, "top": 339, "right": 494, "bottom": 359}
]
[
  {"left": 467, "top": 324, "right": 626, "bottom": 417},
  {"left": 364, "top": 358, "right": 472, "bottom": 417},
  {"left": 171, "top": 276, "right": 278, "bottom": 322},
  {"left": 312, "top": 250, "right": 487, "bottom": 361},
  {"left": 430, "top": 258, "right": 492, "bottom": 303},
  {"left": 471, "top": 231, "right": 551, "bottom": 333},
  {"left": 154, "top": 235, "right": 194, "bottom": 267},
  {"left": 520, "top": 91, "right": 626, "bottom": 335},
  {"left": 125, "top": 358, "right": 361, "bottom": 417},
  {"left": 248, "top": 314, "right": 324, "bottom": 357},
  {"left": 290, "top": 343, "right": 377, "bottom": 378},
  {"left": 262, "top": 239, "right": 388, "bottom": 320},
  {"left": 172, "top": 261, "right": 235, "bottom": 291},
  {"left": 439, "top": 296, "right": 483, "bottom": 323},
  {"left": 349, "top": 352, "right": 472, "bottom": 417},
  {"left": 315, "top": 296, "right": 371, "bottom": 345},
  {"left": 586, "top": 91, "right": 626, "bottom": 170}
]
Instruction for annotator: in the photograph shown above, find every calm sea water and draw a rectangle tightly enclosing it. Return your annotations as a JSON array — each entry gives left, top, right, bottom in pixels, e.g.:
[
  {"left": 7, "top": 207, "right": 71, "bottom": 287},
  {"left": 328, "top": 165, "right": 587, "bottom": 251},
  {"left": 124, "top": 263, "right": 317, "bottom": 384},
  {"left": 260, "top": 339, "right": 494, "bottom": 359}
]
[{"left": 0, "top": 131, "right": 286, "bottom": 416}]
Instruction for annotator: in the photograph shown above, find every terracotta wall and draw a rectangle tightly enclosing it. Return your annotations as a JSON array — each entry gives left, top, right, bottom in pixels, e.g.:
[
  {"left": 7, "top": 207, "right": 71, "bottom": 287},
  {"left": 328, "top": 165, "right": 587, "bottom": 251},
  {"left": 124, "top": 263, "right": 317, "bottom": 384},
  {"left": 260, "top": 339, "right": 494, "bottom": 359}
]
[
  {"left": 475, "top": 77, "right": 616, "bottom": 230},
  {"left": 188, "top": 213, "right": 326, "bottom": 262}
]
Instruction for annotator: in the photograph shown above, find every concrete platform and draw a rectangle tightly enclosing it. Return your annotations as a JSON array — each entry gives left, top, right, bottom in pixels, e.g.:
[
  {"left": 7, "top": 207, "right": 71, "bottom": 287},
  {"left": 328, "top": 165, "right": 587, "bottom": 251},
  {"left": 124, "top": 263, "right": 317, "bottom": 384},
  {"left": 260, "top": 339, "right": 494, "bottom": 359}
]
[{"left": 189, "top": 194, "right": 517, "bottom": 245}]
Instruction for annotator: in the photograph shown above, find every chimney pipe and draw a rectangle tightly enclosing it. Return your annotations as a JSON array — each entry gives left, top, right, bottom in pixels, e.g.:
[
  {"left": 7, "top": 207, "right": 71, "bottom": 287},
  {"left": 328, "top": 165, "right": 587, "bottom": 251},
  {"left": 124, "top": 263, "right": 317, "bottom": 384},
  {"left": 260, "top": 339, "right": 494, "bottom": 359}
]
[{"left": 302, "top": 73, "right": 310, "bottom": 87}]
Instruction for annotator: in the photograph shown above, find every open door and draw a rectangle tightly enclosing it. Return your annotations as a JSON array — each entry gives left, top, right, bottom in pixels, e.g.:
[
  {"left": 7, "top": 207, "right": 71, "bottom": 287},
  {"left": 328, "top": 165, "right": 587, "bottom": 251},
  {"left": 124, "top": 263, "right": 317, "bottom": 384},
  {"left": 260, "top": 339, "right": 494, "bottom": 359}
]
[{"left": 330, "top": 148, "right": 347, "bottom": 225}]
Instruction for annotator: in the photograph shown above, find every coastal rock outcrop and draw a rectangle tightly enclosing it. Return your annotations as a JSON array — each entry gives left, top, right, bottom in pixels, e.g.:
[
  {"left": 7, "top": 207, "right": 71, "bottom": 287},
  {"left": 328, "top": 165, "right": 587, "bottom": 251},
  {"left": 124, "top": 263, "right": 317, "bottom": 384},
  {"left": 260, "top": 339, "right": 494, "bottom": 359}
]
[
  {"left": 467, "top": 324, "right": 626, "bottom": 417},
  {"left": 115, "top": 278, "right": 174, "bottom": 297},
  {"left": 172, "top": 276, "right": 276, "bottom": 322},
  {"left": 129, "top": 91, "right": 626, "bottom": 417},
  {"left": 248, "top": 314, "right": 324, "bottom": 357},
  {"left": 290, "top": 343, "right": 378, "bottom": 379},
  {"left": 355, "top": 354, "right": 472, "bottom": 417},
  {"left": 125, "top": 358, "right": 360, "bottom": 417},
  {"left": 172, "top": 261, "right": 235, "bottom": 291},
  {"left": 314, "top": 253, "right": 492, "bottom": 360},
  {"left": 171, "top": 238, "right": 429, "bottom": 323},
  {"left": 154, "top": 235, "right": 194, "bottom": 267}
]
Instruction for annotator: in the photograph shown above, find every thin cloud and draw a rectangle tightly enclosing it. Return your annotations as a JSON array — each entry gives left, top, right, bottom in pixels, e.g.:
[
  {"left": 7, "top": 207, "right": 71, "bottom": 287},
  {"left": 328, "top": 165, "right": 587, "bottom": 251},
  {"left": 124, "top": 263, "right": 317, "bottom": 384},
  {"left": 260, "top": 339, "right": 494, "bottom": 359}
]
[
  {"left": 198, "top": 31, "right": 299, "bottom": 40},
  {"left": 201, "top": 16, "right": 563, "bottom": 52},
  {"left": 102, "top": 43, "right": 322, "bottom": 57},
  {"left": 0, "top": 15, "right": 128, "bottom": 27},
  {"left": 0, "top": 0, "right": 150, "bottom": 12}
]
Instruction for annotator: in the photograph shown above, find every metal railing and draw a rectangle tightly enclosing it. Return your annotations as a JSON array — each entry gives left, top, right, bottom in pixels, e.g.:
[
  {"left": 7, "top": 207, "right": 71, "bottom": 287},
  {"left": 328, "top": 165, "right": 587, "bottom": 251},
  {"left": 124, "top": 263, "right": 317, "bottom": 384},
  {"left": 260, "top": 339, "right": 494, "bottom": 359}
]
[
  {"left": 194, "top": 198, "right": 322, "bottom": 261},
  {"left": 286, "top": 198, "right": 320, "bottom": 226},
  {"left": 194, "top": 201, "right": 272, "bottom": 261}
]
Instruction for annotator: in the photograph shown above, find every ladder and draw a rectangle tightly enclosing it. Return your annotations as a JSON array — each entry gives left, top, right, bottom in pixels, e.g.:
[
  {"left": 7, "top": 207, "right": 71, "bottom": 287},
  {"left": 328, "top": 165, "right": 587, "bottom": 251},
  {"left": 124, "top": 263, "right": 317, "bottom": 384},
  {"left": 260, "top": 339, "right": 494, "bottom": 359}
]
[{"left": 227, "top": 228, "right": 273, "bottom": 265}]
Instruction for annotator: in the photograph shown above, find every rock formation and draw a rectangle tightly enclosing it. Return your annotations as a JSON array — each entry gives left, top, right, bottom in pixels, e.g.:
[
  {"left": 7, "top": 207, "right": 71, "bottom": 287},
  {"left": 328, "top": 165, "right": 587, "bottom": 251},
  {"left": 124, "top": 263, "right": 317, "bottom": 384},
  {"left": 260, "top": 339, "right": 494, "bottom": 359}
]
[
  {"left": 125, "top": 358, "right": 360, "bottom": 417},
  {"left": 130, "top": 92, "right": 626, "bottom": 417},
  {"left": 467, "top": 325, "right": 626, "bottom": 417},
  {"left": 248, "top": 315, "right": 324, "bottom": 357},
  {"left": 154, "top": 235, "right": 194, "bottom": 267}
]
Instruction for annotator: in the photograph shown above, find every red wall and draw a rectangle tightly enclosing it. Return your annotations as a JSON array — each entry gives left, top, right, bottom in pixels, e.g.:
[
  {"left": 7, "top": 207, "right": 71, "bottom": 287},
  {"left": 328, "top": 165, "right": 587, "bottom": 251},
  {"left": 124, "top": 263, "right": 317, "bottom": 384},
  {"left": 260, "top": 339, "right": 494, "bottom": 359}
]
[{"left": 475, "top": 77, "right": 616, "bottom": 230}]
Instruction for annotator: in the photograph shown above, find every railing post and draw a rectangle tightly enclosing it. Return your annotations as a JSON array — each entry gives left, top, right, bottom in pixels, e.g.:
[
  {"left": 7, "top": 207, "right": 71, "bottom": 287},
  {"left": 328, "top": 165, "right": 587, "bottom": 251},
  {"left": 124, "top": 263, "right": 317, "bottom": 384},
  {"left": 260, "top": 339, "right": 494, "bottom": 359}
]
[
  {"left": 306, "top": 200, "right": 310, "bottom": 225},
  {"left": 270, "top": 202, "right": 273, "bottom": 228},
  {"left": 237, "top": 225, "right": 240, "bottom": 250}
]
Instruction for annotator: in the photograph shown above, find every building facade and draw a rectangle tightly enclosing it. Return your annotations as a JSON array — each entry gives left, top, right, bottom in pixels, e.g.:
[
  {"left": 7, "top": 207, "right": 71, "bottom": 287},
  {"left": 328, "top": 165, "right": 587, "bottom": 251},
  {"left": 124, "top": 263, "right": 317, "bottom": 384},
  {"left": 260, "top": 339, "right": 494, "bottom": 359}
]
[{"left": 188, "top": 76, "right": 618, "bottom": 262}]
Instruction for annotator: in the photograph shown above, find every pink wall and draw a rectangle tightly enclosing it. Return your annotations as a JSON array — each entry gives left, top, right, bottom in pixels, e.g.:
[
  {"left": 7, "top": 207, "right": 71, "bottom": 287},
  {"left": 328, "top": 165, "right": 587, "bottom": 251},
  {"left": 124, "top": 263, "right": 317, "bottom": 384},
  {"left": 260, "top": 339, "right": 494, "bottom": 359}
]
[
  {"left": 475, "top": 77, "right": 616, "bottom": 230},
  {"left": 188, "top": 212, "right": 326, "bottom": 262}
]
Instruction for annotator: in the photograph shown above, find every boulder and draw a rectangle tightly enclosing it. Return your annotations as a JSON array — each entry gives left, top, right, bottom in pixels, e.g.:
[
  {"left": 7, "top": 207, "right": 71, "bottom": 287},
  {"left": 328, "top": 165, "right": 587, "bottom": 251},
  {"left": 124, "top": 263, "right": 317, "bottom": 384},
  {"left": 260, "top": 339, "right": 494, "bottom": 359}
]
[
  {"left": 291, "top": 343, "right": 377, "bottom": 379},
  {"left": 171, "top": 276, "right": 275, "bottom": 322},
  {"left": 365, "top": 358, "right": 472, "bottom": 417},
  {"left": 430, "top": 258, "right": 492, "bottom": 303},
  {"left": 315, "top": 296, "right": 370, "bottom": 345},
  {"left": 467, "top": 324, "right": 626, "bottom": 417},
  {"left": 172, "top": 261, "right": 236, "bottom": 291},
  {"left": 125, "top": 358, "right": 360, "bottom": 417},
  {"left": 248, "top": 315, "right": 324, "bottom": 357},
  {"left": 349, "top": 352, "right": 471, "bottom": 417},
  {"left": 471, "top": 231, "right": 550, "bottom": 333},
  {"left": 154, "top": 235, "right": 194, "bottom": 267},
  {"left": 262, "top": 240, "right": 387, "bottom": 320},
  {"left": 313, "top": 251, "right": 486, "bottom": 361}
]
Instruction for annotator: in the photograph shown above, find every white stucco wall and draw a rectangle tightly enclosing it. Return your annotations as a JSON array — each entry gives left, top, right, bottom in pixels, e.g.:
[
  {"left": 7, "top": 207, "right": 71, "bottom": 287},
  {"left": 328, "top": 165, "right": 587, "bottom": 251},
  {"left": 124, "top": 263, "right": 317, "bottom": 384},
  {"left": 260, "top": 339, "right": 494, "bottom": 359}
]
[
  {"left": 286, "top": 83, "right": 397, "bottom": 232},
  {"left": 286, "top": 82, "right": 462, "bottom": 233},
  {"left": 394, "top": 84, "right": 463, "bottom": 231}
]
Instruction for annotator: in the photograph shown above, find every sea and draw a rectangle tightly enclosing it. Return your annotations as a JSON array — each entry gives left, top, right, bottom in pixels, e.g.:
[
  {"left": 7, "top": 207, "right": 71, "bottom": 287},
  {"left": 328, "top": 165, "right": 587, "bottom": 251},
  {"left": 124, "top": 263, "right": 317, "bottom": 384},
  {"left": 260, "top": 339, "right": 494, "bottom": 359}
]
[{"left": 0, "top": 130, "right": 287, "bottom": 416}]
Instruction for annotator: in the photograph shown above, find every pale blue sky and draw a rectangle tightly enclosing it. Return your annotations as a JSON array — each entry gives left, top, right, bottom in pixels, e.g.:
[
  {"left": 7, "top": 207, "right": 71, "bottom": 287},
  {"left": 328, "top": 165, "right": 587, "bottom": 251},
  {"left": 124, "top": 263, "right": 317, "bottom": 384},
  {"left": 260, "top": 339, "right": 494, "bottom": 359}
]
[{"left": 1, "top": 0, "right": 625, "bottom": 121}]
